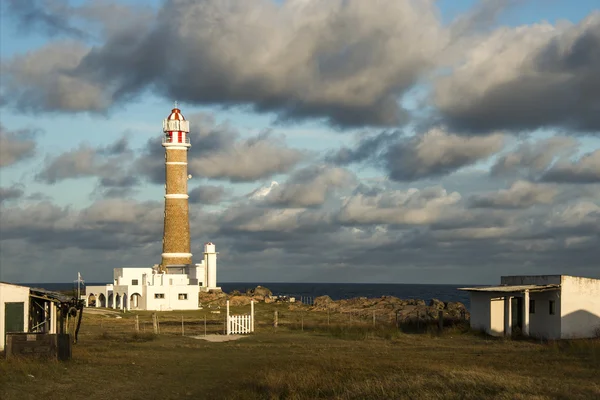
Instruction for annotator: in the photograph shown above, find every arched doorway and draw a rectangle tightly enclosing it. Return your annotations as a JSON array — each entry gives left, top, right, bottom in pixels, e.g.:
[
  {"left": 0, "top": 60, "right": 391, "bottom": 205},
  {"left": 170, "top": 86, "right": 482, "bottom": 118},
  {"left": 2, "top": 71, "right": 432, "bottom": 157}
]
[
  {"left": 130, "top": 293, "right": 142, "bottom": 309},
  {"left": 122, "top": 294, "right": 128, "bottom": 310},
  {"left": 115, "top": 294, "right": 121, "bottom": 309},
  {"left": 87, "top": 294, "right": 96, "bottom": 307},
  {"left": 108, "top": 293, "right": 113, "bottom": 308},
  {"left": 98, "top": 293, "right": 106, "bottom": 307}
]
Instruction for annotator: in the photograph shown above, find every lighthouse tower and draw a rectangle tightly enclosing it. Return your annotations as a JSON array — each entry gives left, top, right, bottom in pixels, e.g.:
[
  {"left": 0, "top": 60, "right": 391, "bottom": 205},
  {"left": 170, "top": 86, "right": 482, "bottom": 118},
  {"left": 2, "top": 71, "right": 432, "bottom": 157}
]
[{"left": 160, "top": 105, "right": 192, "bottom": 272}]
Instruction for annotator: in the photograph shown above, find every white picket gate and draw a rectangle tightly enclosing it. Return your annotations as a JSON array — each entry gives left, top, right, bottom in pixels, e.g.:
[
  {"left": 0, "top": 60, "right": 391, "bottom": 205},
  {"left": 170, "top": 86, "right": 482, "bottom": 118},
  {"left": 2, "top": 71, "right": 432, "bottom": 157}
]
[{"left": 226, "top": 300, "right": 255, "bottom": 335}]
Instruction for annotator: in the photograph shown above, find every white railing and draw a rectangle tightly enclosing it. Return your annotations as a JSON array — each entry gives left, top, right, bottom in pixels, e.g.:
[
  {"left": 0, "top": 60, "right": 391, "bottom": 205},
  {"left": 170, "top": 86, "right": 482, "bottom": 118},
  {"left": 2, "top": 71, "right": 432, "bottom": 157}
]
[
  {"left": 162, "top": 136, "right": 191, "bottom": 144},
  {"left": 226, "top": 300, "right": 255, "bottom": 335}
]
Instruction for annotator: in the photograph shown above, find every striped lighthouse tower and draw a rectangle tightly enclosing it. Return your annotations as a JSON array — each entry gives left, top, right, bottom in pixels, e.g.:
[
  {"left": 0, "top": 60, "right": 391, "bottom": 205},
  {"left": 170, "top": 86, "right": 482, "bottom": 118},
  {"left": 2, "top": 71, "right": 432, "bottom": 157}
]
[{"left": 160, "top": 104, "right": 192, "bottom": 272}]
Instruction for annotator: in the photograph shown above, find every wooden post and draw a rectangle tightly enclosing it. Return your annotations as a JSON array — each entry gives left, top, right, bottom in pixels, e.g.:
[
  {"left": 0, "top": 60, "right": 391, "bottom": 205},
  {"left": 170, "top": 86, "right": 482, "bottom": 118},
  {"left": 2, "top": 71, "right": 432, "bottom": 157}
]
[
  {"left": 274, "top": 311, "right": 278, "bottom": 328},
  {"left": 204, "top": 315, "right": 207, "bottom": 336},
  {"left": 181, "top": 315, "right": 184, "bottom": 336},
  {"left": 152, "top": 313, "right": 158, "bottom": 334},
  {"left": 135, "top": 315, "right": 139, "bottom": 332},
  {"left": 438, "top": 310, "right": 444, "bottom": 333}
]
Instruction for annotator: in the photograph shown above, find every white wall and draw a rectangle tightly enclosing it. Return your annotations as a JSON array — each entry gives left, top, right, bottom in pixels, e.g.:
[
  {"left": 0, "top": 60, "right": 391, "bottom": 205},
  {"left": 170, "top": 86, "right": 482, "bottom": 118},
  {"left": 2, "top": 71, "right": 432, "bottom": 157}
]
[
  {"left": 469, "top": 292, "right": 505, "bottom": 336},
  {"left": 528, "top": 291, "right": 561, "bottom": 340},
  {"left": 145, "top": 284, "right": 199, "bottom": 311},
  {"left": 0, "top": 283, "right": 30, "bottom": 350},
  {"left": 560, "top": 276, "right": 600, "bottom": 339}
]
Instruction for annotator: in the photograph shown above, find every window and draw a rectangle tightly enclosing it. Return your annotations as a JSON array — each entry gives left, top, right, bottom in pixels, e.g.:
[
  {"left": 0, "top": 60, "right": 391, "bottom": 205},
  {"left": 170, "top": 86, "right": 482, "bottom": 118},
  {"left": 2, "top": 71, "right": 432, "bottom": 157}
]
[
  {"left": 132, "top": 279, "right": 138, "bottom": 285},
  {"left": 549, "top": 300, "right": 556, "bottom": 315},
  {"left": 178, "top": 293, "right": 188, "bottom": 300},
  {"left": 529, "top": 299, "right": 535, "bottom": 314},
  {"left": 154, "top": 293, "right": 165, "bottom": 299}
]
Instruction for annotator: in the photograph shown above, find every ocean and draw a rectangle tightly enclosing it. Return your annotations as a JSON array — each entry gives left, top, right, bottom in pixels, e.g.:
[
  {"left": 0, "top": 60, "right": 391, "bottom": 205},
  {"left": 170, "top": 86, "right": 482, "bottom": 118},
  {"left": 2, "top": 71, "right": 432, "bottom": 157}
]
[{"left": 18, "top": 282, "right": 475, "bottom": 309}]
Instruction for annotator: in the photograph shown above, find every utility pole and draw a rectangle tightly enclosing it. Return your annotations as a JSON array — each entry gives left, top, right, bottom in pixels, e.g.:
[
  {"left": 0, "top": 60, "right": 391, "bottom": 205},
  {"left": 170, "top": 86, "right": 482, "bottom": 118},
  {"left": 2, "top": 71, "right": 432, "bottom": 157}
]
[{"left": 74, "top": 272, "right": 84, "bottom": 302}]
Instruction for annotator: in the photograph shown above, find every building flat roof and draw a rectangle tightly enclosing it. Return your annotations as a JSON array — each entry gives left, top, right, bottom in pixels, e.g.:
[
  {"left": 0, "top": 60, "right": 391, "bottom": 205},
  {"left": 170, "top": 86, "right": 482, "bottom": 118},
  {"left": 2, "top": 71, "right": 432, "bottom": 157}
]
[{"left": 458, "top": 284, "right": 560, "bottom": 293}]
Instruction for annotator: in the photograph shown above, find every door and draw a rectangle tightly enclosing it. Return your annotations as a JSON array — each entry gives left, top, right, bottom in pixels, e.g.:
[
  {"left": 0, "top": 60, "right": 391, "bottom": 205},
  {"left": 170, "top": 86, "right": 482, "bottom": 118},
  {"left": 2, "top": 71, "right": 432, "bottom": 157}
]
[
  {"left": 5, "top": 302, "right": 25, "bottom": 333},
  {"left": 511, "top": 297, "right": 523, "bottom": 332}
]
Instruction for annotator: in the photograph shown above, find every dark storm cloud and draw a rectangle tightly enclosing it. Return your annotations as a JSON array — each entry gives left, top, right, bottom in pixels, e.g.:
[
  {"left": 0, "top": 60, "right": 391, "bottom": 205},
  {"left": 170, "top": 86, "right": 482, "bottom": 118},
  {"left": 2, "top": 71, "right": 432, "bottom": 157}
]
[
  {"left": 385, "top": 129, "right": 504, "bottom": 181},
  {"left": 0, "top": 125, "right": 37, "bottom": 168},
  {"left": 436, "top": 12, "right": 600, "bottom": 133},
  {"left": 189, "top": 185, "right": 227, "bottom": 205},
  {"left": 2, "top": 0, "right": 446, "bottom": 128}
]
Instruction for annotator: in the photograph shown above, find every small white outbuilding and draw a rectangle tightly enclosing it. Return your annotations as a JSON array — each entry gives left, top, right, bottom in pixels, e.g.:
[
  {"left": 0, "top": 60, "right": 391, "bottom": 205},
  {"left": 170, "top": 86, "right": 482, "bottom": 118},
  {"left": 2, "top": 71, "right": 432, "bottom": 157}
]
[
  {"left": 460, "top": 275, "right": 600, "bottom": 339},
  {"left": 0, "top": 282, "right": 64, "bottom": 351}
]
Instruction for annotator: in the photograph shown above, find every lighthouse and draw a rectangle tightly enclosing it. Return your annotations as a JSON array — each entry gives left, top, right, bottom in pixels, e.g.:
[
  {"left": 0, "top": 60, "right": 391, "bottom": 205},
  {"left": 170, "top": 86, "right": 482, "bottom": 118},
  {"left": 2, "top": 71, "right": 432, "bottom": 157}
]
[
  {"left": 160, "top": 105, "right": 192, "bottom": 272},
  {"left": 83, "top": 104, "right": 221, "bottom": 310}
]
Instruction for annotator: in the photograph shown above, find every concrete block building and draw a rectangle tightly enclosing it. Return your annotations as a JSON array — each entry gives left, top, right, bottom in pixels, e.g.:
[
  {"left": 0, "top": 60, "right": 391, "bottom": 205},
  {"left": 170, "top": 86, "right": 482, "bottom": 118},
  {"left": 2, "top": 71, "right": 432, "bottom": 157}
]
[
  {"left": 460, "top": 275, "right": 600, "bottom": 339},
  {"left": 85, "top": 105, "right": 220, "bottom": 312}
]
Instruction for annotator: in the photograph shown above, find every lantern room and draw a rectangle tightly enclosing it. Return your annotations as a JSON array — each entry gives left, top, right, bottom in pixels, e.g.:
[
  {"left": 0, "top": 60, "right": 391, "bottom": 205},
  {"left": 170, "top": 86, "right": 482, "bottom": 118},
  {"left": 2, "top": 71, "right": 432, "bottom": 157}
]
[{"left": 162, "top": 107, "right": 191, "bottom": 147}]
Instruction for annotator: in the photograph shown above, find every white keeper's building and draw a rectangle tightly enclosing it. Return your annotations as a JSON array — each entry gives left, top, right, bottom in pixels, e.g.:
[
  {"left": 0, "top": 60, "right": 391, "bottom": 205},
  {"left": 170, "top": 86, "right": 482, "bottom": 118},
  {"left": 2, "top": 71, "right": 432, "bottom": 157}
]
[{"left": 85, "top": 242, "right": 220, "bottom": 311}]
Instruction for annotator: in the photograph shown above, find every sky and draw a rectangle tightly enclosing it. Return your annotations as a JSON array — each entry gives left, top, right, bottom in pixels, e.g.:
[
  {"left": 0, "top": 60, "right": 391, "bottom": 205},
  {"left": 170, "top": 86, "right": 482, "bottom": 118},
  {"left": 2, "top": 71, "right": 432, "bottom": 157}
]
[{"left": 0, "top": 0, "right": 599, "bottom": 285}]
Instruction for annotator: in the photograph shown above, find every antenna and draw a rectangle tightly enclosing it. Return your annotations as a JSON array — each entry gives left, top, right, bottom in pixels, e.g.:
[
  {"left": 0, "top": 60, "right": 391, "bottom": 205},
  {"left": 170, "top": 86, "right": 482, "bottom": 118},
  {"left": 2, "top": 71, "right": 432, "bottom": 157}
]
[{"left": 174, "top": 100, "right": 179, "bottom": 109}]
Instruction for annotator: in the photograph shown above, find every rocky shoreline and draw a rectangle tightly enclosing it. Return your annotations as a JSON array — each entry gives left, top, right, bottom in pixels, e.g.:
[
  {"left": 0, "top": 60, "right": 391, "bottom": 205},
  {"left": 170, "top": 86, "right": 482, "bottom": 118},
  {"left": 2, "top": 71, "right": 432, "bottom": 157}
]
[{"left": 199, "top": 285, "right": 470, "bottom": 324}]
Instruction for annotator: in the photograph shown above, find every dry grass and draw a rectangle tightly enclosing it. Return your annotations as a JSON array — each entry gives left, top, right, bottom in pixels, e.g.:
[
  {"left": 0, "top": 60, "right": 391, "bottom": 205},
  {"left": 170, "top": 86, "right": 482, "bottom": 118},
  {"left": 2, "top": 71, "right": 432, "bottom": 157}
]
[{"left": 1, "top": 304, "right": 599, "bottom": 400}]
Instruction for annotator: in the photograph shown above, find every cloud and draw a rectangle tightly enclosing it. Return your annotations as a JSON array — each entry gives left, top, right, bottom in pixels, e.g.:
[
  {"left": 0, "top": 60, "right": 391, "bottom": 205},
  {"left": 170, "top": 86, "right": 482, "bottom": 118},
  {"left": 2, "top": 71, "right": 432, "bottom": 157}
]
[
  {"left": 1, "top": 177, "right": 599, "bottom": 282},
  {"left": 436, "top": 12, "right": 600, "bottom": 133},
  {"left": 137, "top": 114, "right": 306, "bottom": 183},
  {"left": 36, "top": 136, "right": 134, "bottom": 185},
  {"left": 326, "top": 131, "right": 400, "bottom": 165},
  {"left": 385, "top": 128, "right": 505, "bottom": 181},
  {"left": 541, "top": 149, "right": 600, "bottom": 183},
  {"left": 4, "top": 0, "right": 88, "bottom": 38},
  {"left": 189, "top": 185, "right": 227, "bottom": 205},
  {"left": 491, "top": 137, "right": 578, "bottom": 178},
  {"left": 2, "top": 0, "right": 446, "bottom": 127},
  {"left": 0, "top": 186, "right": 24, "bottom": 203},
  {"left": 491, "top": 136, "right": 600, "bottom": 183},
  {"left": 337, "top": 186, "right": 462, "bottom": 226},
  {"left": 0, "top": 125, "right": 37, "bottom": 167},
  {"left": 2, "top": 41, "right": 109, "bottom": 113},
  {"left": 262, "top": 165, "right": 356, "bottom": 208},
  {"left": 468, "top": 180, "right": 558, "bottom": 209}
]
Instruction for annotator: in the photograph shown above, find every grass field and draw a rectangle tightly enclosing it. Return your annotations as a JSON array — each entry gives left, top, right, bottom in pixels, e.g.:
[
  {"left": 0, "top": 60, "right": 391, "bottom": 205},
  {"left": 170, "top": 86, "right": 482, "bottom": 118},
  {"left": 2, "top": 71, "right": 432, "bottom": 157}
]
[{"left": 1, "top": 304, "right": 599, "bottom": 400}]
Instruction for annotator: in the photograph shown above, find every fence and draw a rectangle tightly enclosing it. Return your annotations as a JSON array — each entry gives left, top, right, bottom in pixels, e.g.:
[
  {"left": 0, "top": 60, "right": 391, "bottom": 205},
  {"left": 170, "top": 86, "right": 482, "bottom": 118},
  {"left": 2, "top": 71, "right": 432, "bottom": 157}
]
[{"left": 226, "top": 300, "right": 254, "bottom": 335}]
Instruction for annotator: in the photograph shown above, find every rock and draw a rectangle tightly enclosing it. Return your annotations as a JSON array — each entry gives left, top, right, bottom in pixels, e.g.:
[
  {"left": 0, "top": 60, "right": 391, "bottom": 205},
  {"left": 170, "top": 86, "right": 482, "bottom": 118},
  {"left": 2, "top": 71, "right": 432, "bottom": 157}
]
[
  {"left": 246, "top": 286, "right": 272, "bottom": 297},
  {"left": 314, "top": 295, "right": 333, "bottom": 307},
  {"left": 429, "top": 298, "right": 445, "bottom": 310},
  {"left": 199, "top": 291, "right": 227, "bottom": 306},
  {"left": 228, "top": 296, "right": 252, "bottom": 306}
]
